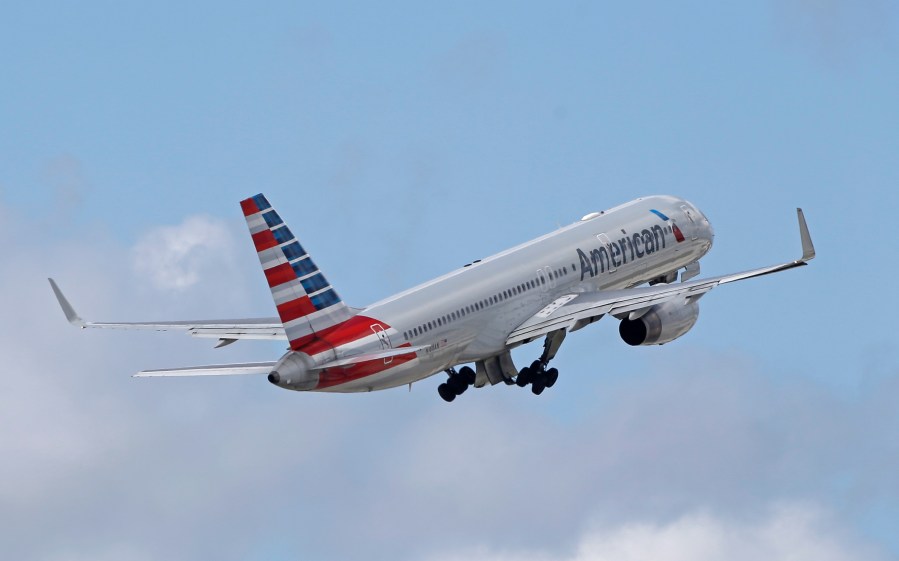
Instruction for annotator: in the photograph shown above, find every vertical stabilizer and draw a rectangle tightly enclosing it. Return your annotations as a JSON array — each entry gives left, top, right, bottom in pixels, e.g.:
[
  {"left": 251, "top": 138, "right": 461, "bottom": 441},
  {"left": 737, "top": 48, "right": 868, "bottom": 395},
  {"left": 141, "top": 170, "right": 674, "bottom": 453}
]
[{"left": 241, "top": 194, "right": 354, "bottom": 349}]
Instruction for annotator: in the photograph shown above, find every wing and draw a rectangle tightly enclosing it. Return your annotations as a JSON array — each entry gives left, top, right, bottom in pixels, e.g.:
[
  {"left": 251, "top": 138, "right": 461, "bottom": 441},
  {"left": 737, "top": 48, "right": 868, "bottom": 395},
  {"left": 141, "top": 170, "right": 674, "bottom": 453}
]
[
  {"left": 49, "top": 279, "right": 287, "bottom": 344},
  {"left": 507, "top": 208, "right": 815, "bottom": 346}
]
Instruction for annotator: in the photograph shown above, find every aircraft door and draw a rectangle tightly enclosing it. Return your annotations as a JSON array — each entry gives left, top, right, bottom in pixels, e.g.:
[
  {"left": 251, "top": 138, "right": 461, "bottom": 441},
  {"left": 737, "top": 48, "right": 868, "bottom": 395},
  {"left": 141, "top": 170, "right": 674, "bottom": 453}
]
[
  {"left": 537, "top": 269, "right": 549, "bottom": 292},
  {"left": 543, "top": 266, "right": 557, "bottom": 289},
  {"left": 371, "top": 324, "right": 393, "bottom": 364},
  {"left": 597, "top": 234, "right": 617, "bottom": 273}
]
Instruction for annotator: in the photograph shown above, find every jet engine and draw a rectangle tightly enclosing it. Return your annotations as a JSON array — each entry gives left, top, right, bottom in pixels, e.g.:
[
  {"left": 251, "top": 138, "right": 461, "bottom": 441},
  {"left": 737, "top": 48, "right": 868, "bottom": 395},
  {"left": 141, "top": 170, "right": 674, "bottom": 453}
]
[
  {"left": 267, "top": 351, "right": 319, "bottom": 391},
  {"left": 618, "top": 300, "right": 700, "bottom": 346}
]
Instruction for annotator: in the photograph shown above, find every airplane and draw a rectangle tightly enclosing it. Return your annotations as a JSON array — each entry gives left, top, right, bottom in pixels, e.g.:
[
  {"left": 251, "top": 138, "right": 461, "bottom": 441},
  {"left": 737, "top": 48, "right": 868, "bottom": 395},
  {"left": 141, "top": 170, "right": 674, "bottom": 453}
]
[{"left": 50, "top": 194, "right": 815, "bottom": 402}]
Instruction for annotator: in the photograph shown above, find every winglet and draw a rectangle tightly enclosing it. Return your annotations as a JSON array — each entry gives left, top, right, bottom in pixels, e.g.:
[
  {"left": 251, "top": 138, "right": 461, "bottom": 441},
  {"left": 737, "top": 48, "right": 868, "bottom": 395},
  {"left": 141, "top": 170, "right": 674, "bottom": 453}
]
[
  {"left": 797, "top": 208, "right": 815, "bottom": 262},
  {"left": 48, "top": 278, "right": 86, "bottom": 328}
]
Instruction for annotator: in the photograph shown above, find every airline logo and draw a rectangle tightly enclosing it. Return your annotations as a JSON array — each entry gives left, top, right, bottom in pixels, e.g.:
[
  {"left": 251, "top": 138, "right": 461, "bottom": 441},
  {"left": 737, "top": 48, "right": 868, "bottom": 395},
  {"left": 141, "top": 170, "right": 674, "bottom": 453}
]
[
  {"left": 649, "top": 209, "right": 686, "bottom": 242},
  {"left": 241, "top": 194, "right": 347, "bottom": 349},
  {"left": 576, "top": 209, "right": 684, "bottom": 281}
]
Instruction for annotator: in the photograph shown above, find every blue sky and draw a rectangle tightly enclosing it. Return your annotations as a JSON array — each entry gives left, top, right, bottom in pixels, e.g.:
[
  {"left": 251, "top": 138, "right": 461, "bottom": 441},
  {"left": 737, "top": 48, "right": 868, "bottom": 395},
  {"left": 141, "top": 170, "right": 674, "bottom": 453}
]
[{"left": 2, "top": 2, "right": 898, "bottom": 560}]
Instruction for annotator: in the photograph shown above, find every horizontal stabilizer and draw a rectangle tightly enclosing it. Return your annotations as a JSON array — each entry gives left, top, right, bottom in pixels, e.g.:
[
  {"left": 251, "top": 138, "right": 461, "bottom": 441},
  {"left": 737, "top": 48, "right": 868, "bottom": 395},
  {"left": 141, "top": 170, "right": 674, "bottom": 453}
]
[{"left": 134, "top": 362, "right": 277, "bottom": 377}]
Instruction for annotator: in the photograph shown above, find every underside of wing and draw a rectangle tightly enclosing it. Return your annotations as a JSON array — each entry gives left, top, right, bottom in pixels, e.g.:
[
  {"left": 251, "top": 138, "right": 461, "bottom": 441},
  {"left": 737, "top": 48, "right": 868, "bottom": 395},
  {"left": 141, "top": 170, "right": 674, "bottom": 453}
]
[
  {"left": 507, "top": 282, "right": 717, "bottom": 345},
  {"left": 507, "top": 208, "right": 815, "bottom": 346},
  {"left": 49, "top": 278, "right": 287, "bottom": 342}
]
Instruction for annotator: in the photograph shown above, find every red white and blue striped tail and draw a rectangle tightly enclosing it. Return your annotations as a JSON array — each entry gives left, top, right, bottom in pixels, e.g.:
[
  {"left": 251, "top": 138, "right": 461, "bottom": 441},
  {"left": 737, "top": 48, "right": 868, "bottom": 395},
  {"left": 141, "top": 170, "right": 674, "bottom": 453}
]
[{"left": 240, "top": 193, "right": 355, "bottom": 350}]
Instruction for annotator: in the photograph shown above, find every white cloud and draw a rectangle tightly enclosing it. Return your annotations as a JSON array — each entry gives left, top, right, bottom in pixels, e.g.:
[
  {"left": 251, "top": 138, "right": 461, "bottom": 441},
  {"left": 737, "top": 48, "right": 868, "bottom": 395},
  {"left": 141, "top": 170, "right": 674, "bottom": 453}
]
[
  {"left": 428, "top": 503, "right": 889, "bottom": 561},
  {"left": 131, "top": 215, "right": 235, "bottom": 291}
]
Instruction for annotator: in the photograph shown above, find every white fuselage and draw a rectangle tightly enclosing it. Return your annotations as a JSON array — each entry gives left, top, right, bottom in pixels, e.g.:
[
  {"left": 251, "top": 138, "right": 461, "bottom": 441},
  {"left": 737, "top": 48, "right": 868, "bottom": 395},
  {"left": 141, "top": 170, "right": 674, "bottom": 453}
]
[{"left": 307, "top": 195, "right": 714, "bottom": 392}]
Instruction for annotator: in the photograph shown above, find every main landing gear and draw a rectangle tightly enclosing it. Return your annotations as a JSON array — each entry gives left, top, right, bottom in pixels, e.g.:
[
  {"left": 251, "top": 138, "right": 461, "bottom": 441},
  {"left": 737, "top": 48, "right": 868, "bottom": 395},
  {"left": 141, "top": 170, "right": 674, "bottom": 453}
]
[
  {"left": 437, "top": 366, "right": 476, "bottom": 403},
  {"left": 437, "top": 329, "right": 569, "bottom": 402},
  {"left": 515, "top": 360, "right": 559, "bottom": 395},
  {"left": 516, "top": 329, "right": 566, "bottom": 395}
]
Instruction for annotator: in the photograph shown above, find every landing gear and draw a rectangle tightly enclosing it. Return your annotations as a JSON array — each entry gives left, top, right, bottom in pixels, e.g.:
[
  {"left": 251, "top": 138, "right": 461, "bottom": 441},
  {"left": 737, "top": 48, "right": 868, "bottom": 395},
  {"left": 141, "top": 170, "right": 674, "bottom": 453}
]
[
  {"left": 545, "top": 368, "right": 559, "bottom": 388},
  {"left": 437, "top": 366, "right": 476, "bottom": 402},
  {"left": 437, "top": 382, "right": 456, "bottom": 402},
  {"left": 437, "top": 330, "right": 567, "bottom": 402},
  {"left": 519, "top": 362, "right": 558, "bottom": 395},
  {"left": 516, "top": 330, "right": 566, "bottom": 395}
]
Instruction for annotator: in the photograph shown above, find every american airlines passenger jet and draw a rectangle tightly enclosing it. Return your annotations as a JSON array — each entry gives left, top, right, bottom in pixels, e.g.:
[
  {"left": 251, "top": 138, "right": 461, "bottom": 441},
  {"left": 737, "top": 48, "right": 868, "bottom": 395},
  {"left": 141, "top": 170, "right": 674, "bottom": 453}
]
[{"left": 50, "top": 194, "right": 815, "bottom": 402}]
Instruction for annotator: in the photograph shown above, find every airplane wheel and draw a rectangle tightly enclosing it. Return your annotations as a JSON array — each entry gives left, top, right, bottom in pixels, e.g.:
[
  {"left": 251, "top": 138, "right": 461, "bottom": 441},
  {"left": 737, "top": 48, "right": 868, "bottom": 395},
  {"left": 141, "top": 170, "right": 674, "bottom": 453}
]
[
  {"left": 459, "top": 366, "right": 476, "bottom": 385},
  {"left": 516, "top": 367, "right": 531, "bottom": 387},
  {"left": 531, "top": 380, "right": 546, "bottom": 395},
  {"left": 448, "top": 376, "right": 468, "bottom": 395},
  {"left": 545, "top": 368, "right": 559, "bottom": 388},
  {"left": 438, "top": 383, "right": 456, "bottom": 402},
  {"left": 530, "top": 360, "right": 542, "bottom": 371}
]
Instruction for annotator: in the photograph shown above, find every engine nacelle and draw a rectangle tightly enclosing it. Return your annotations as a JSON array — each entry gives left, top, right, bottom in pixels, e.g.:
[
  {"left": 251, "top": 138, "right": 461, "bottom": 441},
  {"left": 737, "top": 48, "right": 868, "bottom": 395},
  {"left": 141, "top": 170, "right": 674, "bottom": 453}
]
[
  {"left": 267, "top": 351, "right": 319, "bottom": 391},
  {"left": 618, "top": 300, "right": 700, "bottom": 346}
]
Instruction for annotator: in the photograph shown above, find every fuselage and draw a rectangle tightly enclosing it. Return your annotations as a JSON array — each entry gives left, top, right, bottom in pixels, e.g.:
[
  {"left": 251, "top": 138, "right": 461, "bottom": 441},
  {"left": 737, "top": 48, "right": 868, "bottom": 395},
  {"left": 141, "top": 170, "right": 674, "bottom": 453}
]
[{"left": 289, "top": 195, "right": 714, "bottom": 392}]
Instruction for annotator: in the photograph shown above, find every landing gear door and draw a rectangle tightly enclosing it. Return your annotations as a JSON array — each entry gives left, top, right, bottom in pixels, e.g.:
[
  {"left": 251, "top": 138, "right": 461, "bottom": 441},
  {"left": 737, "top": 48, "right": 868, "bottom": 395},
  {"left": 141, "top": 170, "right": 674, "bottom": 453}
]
[{"left": 370, "top": 324, "right": 393, "bottom": 364}]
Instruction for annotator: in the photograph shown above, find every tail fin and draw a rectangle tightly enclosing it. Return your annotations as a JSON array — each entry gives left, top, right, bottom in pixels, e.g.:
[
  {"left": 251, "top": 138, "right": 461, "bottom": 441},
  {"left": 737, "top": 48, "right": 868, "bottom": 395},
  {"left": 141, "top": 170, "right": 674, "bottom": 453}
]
[{"left": 241, "top": 194, "right": 354, "bottom": 349}]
